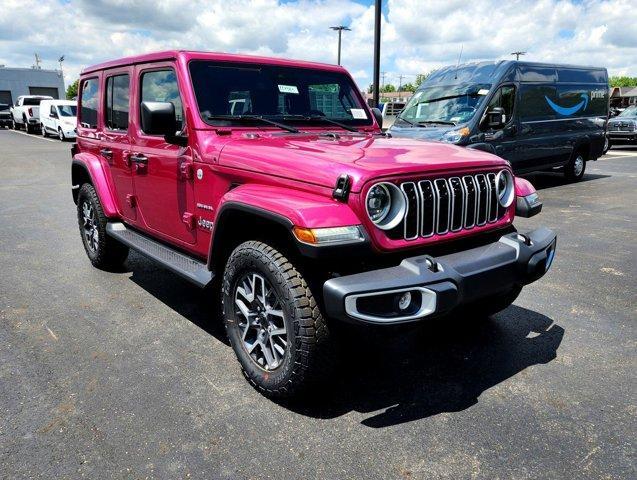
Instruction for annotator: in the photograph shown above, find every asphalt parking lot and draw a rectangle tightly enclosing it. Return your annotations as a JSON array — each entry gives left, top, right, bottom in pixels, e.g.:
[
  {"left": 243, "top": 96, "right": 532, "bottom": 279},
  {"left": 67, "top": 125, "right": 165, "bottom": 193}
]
[{"left": 0, "top": 128, "right": 635, "bottom": 479}]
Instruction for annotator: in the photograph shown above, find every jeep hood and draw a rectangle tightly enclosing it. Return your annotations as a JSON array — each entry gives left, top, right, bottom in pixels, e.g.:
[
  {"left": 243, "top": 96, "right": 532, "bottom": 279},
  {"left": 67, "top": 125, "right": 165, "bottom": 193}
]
[{"left": 216, "top": 132, "right": 507, "bottom": 192}]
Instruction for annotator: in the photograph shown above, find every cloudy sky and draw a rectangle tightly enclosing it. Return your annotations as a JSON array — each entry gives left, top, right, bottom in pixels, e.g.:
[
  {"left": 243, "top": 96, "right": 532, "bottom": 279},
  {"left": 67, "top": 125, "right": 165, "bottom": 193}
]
[{"left": 1, "top": 0, "right": 636, "bottom": 89}]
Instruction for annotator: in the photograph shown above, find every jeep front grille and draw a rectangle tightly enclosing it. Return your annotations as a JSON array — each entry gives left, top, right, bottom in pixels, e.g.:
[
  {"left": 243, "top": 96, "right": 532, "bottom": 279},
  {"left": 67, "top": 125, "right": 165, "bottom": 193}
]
[{"left": 397, "top": 172, "right": 507, "bottom": 241}]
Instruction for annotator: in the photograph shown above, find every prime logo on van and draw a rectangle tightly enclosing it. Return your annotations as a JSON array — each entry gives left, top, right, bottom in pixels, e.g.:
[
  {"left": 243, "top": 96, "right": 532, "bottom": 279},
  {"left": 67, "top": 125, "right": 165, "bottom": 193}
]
[
  {"left": 545, "top": 93, "right": 588, "bottom": 116},
  {"left": 544, "top": 89, "right": 605, "bottom": 117}
]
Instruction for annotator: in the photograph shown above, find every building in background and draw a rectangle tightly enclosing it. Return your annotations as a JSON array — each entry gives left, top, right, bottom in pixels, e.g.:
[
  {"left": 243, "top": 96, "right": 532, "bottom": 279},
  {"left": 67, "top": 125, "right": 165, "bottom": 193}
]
[
  {"left": 610, "top": 86, "right": 637, "bottom": 108},
  {"left": 0, "top": 66, "right": 65, "bottom": 106}
]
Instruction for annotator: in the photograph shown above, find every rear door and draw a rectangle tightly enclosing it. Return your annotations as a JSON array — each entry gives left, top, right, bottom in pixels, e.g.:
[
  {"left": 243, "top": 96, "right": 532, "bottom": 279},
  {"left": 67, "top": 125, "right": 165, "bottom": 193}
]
[
  {"left": 129, "top": 63, "right": 195, "bottom": 245},
  {"left": 101, "top": 68, "right": 136, "bottom": 221}
]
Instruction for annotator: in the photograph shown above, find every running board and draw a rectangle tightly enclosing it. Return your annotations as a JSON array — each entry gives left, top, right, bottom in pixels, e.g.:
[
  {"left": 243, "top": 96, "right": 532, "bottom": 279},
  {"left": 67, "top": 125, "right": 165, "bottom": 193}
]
[{"left": 106, "top": 222, "right": 213, "bottom": 288}]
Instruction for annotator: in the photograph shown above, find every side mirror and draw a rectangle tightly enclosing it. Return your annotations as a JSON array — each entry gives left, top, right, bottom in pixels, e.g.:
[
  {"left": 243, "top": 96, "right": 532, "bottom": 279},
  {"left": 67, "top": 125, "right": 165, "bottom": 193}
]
[
  {"left": 140, "top": 101, "right": 187, "bottom": 146},
  {"left": 50, "top": 111, "right": 58, "bottom": 118},
  {"left": 371, "top": 107, "right": 383, "bottom": 128},
  {"left": 484, "top": 107, "right": 506, "bottom": 130}
]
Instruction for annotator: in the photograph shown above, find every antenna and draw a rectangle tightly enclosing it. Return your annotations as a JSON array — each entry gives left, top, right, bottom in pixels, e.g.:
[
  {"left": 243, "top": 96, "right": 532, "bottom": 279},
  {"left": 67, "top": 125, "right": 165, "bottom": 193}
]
[{"left": 454, "top": 44, "right": 464, "bottom": 80}]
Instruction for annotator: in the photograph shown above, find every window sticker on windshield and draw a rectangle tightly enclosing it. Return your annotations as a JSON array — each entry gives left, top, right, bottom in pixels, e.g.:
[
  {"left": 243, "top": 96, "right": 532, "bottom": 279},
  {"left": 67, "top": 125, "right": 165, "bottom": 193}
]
[
  {"left": 350, "top": 108, "right": 367, "bottom": 119},
  {"left": 478, "top": 89, "right": 489, "bottom": 95},
  {"left": 278, "top": 84, "right": 299, "bottom": 94}
]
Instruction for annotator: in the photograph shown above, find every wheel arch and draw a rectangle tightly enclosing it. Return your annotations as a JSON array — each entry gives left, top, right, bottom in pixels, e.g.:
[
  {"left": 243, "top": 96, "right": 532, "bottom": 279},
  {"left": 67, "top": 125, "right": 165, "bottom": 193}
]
[{"left": 71, "top": 156, "right": 119, "bottom": 217}]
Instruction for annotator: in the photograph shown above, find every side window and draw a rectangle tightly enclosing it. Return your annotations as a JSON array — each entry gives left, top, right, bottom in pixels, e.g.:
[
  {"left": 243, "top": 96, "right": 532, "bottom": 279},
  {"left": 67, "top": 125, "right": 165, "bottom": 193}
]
[
  {"left": 140, "top": 69, "right": 183, "bottom": 133},
  {"left": 105, "top": 74, "right": 130, "bottom": 131},
  {"left": 486, "top": 85, "right": 515, "bottom": 123},
  {"left": 80, "top": 78, "right": 99, "bottom": 129}
]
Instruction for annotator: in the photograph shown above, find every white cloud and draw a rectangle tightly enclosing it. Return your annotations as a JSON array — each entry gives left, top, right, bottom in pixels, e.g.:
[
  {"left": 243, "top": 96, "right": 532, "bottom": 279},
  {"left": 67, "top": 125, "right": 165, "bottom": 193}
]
[{"left": 0, "top": 0, "right": 635, "bottom": 91}]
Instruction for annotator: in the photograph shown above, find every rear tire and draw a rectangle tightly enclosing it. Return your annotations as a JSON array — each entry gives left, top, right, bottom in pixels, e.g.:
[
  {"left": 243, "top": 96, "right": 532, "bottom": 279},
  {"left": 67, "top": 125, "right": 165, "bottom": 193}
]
[
  {"left": 222, "top": 241, "right": 333, "bottom": 399},
  {"left": 564, "top": 150, "right": 586, "bottom": 181},
  {"left": 25, "top": 121, "right": 33, "bottom": 134},
  {"left": 76, "top": 183, "right": 129, "bottom": 269}
]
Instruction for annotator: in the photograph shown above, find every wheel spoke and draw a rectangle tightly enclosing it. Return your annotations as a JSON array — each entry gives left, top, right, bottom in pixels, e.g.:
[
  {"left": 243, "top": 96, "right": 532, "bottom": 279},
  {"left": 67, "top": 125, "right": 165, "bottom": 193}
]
[
  {"left": 234, "top": 298, "right": 252, "bottom": 322},
  {"left": 269, "top": 327, "right": 286, "bottom": 337}
]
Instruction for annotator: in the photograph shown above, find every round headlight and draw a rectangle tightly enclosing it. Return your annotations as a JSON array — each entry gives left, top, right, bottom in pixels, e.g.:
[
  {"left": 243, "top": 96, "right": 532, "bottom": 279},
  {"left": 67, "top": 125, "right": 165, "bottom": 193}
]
[
  {"left": 496, "top": 170, "right": 515, "bottom": 208},
  {"left": 365, "top": 182, "right": 406, "bottom": 230}
]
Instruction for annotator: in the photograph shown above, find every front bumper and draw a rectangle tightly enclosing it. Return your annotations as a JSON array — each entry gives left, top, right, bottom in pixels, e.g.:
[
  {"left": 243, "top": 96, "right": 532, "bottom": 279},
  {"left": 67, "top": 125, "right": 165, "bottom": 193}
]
[
  {"left": 608, "top": 131, "right": 637, "bottom": 142},
  {"left": 323, "top": 227, "right": 556, "bottom": 325}
]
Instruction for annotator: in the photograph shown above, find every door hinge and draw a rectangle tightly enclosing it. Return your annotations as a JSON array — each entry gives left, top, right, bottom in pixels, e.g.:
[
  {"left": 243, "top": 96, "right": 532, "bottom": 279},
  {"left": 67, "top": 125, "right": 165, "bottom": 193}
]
[
  {"left": 182, "top": 212, "right": 195, "bottom": 230},
  {"left": 126, "top": 194, "right": 137, "bottom": 207},
  {"left": 180, "top": 162, "right": 194, "bottom": 180}
]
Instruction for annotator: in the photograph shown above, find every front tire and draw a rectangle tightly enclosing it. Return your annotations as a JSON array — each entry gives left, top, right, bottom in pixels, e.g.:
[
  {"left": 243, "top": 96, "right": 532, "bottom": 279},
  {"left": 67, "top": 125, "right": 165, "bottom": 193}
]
[
  {"left": 41, "top": 124, "right": 47, "bottom": 137},
  {"left": 76, "top": 183, "right": 129, "bottom": 269},
  {"left": 222, "top": 241, "right": 332, "bottom": 399},
  {"left": 564, "top": 150, "right": 586, "bottom": 181},
  {"left": 58, "top": 128, "right": 65, "bottom": 141}
]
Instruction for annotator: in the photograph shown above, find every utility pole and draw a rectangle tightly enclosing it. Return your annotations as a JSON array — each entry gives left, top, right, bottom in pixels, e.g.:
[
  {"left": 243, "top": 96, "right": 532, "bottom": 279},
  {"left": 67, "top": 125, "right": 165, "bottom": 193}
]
[
  {"left": 372, "top": 0, "right": 381, "bottom": 108},
  {"left": 33, "top": 53, "right": 42, "bottom": 69},
  {"left": 381, "top": 71, "right": 386, "bottom": 89},
  {"left": 511, "top": 51, "right": 526, "bottom": 61},
  {"left": 397, "top": 74, "right": 404, "bottom": 92},
  {"left": 330, "top": 25, "right": 351, "bottom": 65}
]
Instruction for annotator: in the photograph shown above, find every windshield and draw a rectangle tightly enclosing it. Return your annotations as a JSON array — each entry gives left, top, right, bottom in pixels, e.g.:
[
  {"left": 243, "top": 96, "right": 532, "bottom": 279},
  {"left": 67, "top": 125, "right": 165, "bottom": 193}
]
[
  {"left": 58, "top": 105, "right": 77, "bottom": 117},
  {"left": 617, "top": 106, "right": 637, "bottom": 117},
  {"left": 23, "top": 97, "right": 47, "bottom": 106},
  {"left": 397, "top": 84, "right": 491, "bottom": 126},
  {"left": 189, "top": 61, "right": 371, "bottom": 128}
]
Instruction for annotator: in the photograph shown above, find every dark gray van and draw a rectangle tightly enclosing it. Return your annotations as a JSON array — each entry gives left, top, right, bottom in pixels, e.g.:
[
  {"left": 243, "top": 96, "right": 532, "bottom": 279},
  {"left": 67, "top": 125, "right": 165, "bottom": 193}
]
[{"left": 389, "top": 61, "right": 609, "bottom": 180}]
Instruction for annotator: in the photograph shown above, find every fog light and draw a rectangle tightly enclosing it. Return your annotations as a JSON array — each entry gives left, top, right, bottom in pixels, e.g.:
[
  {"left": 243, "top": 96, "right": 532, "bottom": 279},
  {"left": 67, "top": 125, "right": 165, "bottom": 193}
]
[{"left": 397, "top": 291, "right": 412, "bottom": 311}]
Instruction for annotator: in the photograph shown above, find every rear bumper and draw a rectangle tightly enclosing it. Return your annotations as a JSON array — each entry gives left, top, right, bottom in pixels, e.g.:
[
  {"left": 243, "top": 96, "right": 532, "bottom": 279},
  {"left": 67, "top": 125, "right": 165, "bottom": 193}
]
[{"left": 323, "top": 227, "right": 556, "bottom": 325}]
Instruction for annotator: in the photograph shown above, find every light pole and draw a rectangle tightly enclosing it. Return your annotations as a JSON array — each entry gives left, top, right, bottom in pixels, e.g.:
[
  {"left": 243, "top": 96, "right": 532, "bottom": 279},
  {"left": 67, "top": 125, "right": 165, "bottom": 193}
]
[
  {"left": 372, "top": 0, "right": 381, "bottom": 108},
  {"left": 511, "top": 51, "right": 526, "bottom": 61},
  {"left": 330, "top": 25, "right": 351, "bottom": 65}
]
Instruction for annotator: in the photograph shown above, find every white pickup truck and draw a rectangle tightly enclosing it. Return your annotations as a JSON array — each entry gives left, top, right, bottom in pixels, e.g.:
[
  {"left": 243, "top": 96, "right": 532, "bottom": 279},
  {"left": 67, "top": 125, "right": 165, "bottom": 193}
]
[{"left": 10, "top": 95, "right": 53, "bottom": 133}]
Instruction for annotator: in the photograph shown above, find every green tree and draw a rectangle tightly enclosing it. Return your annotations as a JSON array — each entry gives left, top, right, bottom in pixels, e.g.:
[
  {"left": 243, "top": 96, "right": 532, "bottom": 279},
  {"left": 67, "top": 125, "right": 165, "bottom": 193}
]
[
  {"left": 66, "top": 79, "right": 79, "bottom": 100},
  {"left": 401, "top": 82, "right": 416, "bottom": 92},
  {"left": 367, "top": 83, "right": 374, "bottom": 94},
  {"left": 609, "top": 76, "right": 637, "bottom": 88},
  {"left": 415, "top": 72, "right": 432, "bottom": 87},
  {"left": 381, "top": 83, "right": 396, "bottom": 93}
]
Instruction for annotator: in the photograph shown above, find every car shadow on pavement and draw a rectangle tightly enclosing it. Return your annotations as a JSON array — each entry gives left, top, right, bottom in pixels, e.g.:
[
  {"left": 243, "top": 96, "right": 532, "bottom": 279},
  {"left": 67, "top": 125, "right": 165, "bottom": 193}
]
[
  {"left": 124, "top": 252, "right": 564, "bottom": 429},
  {"left": 126, "top": 251, "right": 229, "bottom": 345},
  {"left": 288, "top": 306, "right": 564, "bottom": 428},
  {"left": 522, "top": 172, "right": 609, "bottom": 190}
]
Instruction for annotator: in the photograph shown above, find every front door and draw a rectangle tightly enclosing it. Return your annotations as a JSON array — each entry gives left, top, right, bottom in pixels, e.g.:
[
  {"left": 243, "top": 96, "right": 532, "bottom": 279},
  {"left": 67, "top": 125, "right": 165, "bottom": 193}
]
[
  {"left": 129, "top": 64, "right": 195, "bottom": 245},
  {"left": 482, "top": 84, "right": 519, "bottom": 167},
  {"left": 101, "top": 70, "right": 136, "bottom": 221}
]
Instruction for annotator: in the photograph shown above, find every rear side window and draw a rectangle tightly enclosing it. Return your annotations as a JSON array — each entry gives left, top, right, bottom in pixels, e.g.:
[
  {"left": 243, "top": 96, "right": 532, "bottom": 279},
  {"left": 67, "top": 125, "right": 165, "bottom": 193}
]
[
  {"left": 80, "top": 78, "right": 99, "bottom": 129},
  {"left": 105, "top": 74, "right": 130, "bottom": 131},
  {"left": 140, "top": 69, "right": 183, "bottom": 133}
]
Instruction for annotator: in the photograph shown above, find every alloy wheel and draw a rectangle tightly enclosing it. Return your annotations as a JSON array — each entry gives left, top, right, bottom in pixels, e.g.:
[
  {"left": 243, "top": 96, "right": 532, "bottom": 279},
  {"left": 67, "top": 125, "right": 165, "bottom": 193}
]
[
  {"left": 233, "top": 272, "right": 288, "bottom": 371},
  {"left": 81, "top": 201, "right": 99, "bottom": 253},
  {"left": 573, "top": 155, "right": 584, "bottom": 177}
]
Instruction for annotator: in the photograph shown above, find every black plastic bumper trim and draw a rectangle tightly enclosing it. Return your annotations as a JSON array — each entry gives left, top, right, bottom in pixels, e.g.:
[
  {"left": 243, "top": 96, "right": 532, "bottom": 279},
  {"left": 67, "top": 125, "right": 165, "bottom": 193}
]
[{"left": 323, "top": 227, "right": 556, "bottom": 325}]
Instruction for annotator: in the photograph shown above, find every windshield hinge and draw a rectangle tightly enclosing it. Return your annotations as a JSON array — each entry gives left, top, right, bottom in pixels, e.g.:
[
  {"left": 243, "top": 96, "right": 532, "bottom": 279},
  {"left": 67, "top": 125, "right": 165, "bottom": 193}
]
[{"left": 332, "top": 174, "right": 351, "bottom": 201}]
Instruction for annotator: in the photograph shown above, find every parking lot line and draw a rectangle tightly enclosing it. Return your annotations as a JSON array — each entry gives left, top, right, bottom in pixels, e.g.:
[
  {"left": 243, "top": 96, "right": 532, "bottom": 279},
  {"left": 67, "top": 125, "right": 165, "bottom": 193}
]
[{"left": 5, "top": 128, "right": 61, "bottom": 143}]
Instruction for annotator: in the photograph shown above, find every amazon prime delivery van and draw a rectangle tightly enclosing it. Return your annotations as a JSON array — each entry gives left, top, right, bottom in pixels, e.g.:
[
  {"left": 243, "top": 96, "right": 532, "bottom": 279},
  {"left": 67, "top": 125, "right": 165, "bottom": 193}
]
[{"left": 389, "top": 61, "right": 609, "bottom": 180}]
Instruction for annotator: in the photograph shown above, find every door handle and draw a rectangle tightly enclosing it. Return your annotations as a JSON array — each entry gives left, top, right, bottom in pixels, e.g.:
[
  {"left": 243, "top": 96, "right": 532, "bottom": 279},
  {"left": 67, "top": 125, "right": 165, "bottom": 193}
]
[
  {"left": 130, "top": 154, "right": 148, "bottom": 164},
  {"left": 100, "top": 148, "right": 113, "bottom": 160}
]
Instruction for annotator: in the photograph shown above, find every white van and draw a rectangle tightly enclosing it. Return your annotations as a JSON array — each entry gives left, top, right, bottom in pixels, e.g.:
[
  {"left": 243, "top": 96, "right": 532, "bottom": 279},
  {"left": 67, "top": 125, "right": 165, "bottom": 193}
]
[{"left": 40, "top": 99, "right": 77, "bottom": 140}]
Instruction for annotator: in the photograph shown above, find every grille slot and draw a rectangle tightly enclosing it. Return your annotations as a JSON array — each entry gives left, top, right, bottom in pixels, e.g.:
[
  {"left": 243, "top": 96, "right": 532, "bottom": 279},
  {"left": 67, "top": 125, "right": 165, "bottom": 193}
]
[{"left": 398, "top": 171, "right": 508, "bottom": 241}]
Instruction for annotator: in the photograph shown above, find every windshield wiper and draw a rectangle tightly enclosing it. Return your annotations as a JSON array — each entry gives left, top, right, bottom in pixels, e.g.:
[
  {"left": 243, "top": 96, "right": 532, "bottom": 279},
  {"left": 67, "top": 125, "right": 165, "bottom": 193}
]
[
  {"left": 416, "top": 92, "right": 478, "bottom": 105},
  {"left": 418, "top": 120, "right": 457, "bottom": 126},
  {"left": 206, "top": 114, "right": 299, "bottom": 133},
  {"left": 395, "top": 114, "right": 415, "bottom": 126},
  {"left": 282, "top": 114, "right": 358, "bottom": 132}
]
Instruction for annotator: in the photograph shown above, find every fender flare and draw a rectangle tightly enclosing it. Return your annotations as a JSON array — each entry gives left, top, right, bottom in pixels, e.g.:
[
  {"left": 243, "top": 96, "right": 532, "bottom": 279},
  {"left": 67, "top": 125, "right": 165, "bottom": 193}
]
[
  {"left": 207, "top": 183, "right": 364, "bottom": 268},
  {"left": 71, "top": 155, "right": 119, "bottom": 218}
]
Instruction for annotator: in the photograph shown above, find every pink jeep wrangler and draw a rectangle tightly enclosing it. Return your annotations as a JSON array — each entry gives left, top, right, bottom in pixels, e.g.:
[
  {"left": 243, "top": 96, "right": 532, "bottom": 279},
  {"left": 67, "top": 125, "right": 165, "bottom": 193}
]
[{"left": 71, "top": 51, "right": 556, "bottom": 398}]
